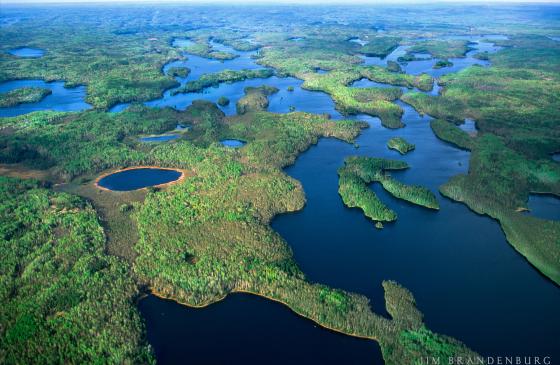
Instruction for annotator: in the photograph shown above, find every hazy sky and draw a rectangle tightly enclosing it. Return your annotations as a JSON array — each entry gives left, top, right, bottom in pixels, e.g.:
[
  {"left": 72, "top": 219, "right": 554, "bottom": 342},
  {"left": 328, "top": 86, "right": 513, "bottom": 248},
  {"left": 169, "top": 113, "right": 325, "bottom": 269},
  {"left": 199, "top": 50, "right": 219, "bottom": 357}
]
[{"left": 2, "top": 0, "right": 559, "bottom": 4}]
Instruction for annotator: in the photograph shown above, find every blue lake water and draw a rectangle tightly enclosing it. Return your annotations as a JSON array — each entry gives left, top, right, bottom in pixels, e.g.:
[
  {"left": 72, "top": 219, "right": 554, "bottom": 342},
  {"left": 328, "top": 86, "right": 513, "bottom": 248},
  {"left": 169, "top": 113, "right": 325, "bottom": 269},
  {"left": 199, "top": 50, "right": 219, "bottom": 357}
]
[
  {"left": 526, "top": 194, "right": 560, "bottom": 221},
  {"left": 7, "top": 47, "right": 44, "bottom": 58},
  {"left": 221, "top": 139, "right": 246, "bottom": 147},
  {"left": 139, "top": 293, "right": 382, "bottom": 365},
  {"left": 139, "top": 135, "right": 180, "bottom": 143},
  {"left": 0, "top": 79, "right": 91, "bottom": 117},
  {"left": 271, "top": 101, "right": 560, "bottom": 359},
  {"left": 97, "top": 168, "right": 182, "bottom": 191}
]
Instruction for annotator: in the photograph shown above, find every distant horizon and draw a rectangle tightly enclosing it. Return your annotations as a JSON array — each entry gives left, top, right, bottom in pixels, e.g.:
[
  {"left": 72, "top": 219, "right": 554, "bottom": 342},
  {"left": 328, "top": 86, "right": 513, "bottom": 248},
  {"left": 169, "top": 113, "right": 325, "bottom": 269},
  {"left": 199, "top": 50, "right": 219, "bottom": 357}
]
[{"left": 2, "top": 0, "right": 560, "bottom": 5}]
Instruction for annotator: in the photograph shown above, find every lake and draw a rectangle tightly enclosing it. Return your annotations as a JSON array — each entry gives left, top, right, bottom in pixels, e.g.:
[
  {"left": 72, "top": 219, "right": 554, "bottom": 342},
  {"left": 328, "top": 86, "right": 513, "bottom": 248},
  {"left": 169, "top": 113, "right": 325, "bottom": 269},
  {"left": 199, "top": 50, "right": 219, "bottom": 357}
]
[
  {"left": 7, "top": 47, "right": 44, "bottom": 58},
  {"left": 0, "top": 79, "right": 91, "bottom": 117},
  {"left": 139, "top": 293, "right": 383, "bottom": 365},
  {"left": 96, "top": 168, "right": 182, "bottom": 191}
]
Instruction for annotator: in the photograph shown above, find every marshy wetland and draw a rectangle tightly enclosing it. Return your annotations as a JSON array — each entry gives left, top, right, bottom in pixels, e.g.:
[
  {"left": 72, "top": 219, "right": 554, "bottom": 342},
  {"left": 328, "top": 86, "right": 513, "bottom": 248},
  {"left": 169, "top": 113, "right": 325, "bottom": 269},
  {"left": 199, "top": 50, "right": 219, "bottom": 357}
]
[{"left": 1, "top": 3, "right": 559, "bottom": 365}]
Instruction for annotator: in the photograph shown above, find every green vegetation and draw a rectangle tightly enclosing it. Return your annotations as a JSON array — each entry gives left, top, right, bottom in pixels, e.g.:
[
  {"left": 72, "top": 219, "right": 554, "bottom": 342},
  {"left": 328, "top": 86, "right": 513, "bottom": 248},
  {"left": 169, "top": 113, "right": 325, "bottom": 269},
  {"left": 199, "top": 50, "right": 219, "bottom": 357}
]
[
  {"left": 287, "top": 86, "right": 294, "bottom": 91},
  {"left": 302, "top": 69, "right": 405, "bottom": 128},
  {"left": 183, "top": 42, "right": 238, "bottom": 61},
  {"left": 433, "top": 60, "right": 453, "bottom": 69},
  {"left": 430, "top": 119, "right": 475, "bottom": 150},
  {"left": 167, "top": 66, "right": 190, "bottom": 78},
  {"left": 0, "top": 106, "right": 190, "bottom": 179},
  {"left": 0, "top": 177, "right": 153, "bottom": 364},
  {"left": 361, "top": 66, "right": 433, "bottom": 92},
  {"left": 217, "top": 96, "right": 230, "bottom": 106},
  {"left": 387, "top": 61, "right": 402, "bottom": 73},
  {"left": 408, "top": 40, "right": 472, "bottom": 59},
  {"left": 387, "top": 137, "right": 415, "bottom": 155},
  {"left": 172, "top": 69, "right": 274, "bottom": 95},
  {"left": 358, "top": 36, "right": 401, "bottom": 57},
  {"left": 236, "top": 85, "right": 278, "bottom": 114},
  {"left": 211, "top": 36, "right": 260, "bottom": 52},
  {"left": 338, "top": 156, "right": 439, "bottom": 223},
  {"left": 0, "top": 87, "right": 52, "bottom": 108},
  {"left": 403, "top": 35, "right": 560, "bottom": 284},
  {"left": 0, "top": 18, "right": 181, "bottom": 110}
]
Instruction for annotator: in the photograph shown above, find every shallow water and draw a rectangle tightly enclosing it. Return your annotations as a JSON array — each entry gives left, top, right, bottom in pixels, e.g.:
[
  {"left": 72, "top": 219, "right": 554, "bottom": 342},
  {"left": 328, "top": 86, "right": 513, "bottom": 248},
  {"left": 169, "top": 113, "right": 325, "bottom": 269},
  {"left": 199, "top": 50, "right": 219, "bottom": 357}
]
[
  {"left": 0, "top": 79, "right": 91, "bottom": 117},
  {"left": 7, "top": 47, "right": 44, "bottom": 58},
  {"left": 97, "top": 168, "right": 181, "bottom": 191},
  {"left": 138, "top": 293, "right": 383, "bottom": 365}
]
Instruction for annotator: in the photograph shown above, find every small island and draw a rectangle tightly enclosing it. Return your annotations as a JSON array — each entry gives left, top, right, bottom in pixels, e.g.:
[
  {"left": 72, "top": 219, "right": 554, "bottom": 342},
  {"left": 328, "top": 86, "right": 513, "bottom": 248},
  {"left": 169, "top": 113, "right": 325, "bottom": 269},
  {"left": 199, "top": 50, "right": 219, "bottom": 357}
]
[
  {"left": 217, "top": 96, "right": 230, "bottom": 106},
  {"left": 236, "top": 85, "right": 279, "bottom": 114},
  {"left": 433, "top": 59, "right": 454, "bottom": 69},
  {"left": 167, "top": 66, "right": 190, "bottom": 78},
  {"left": 387, "top": 137, "right": 415, "bottom": 154},
  {"left": 0, "top": 87, "right": 52, "bottom": 108},
  {"left": 338, "top": 156, "right": 439, "bottom": 224}
]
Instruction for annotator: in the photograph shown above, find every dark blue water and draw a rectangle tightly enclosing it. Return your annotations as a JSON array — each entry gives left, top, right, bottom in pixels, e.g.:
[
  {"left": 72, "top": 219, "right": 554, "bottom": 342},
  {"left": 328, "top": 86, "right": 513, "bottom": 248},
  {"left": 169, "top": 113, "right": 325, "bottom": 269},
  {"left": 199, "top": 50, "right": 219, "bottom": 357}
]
[
  {"left": 221, "top": 139, "right": 246, "bottom": 147},
  {"left": 526, "top": 194, "right": 560, "bottom": 221},
  {"left": 97, "top": 168, "right": 181, "bottom": 191},
  {"left": 0, "top": 79, "right": 91, "bottom": 117},
  {"left": 139, "top": 135, "right": 180, "bottom": 143},
  {"left": 7, "top": 47, "right": 44, "bottom": 58},
  {"left": 271, "top": 102, "right": 560, "bottom": 359},
  {"left": 138, "top": 293, "right": 382, "bottom": 365}
]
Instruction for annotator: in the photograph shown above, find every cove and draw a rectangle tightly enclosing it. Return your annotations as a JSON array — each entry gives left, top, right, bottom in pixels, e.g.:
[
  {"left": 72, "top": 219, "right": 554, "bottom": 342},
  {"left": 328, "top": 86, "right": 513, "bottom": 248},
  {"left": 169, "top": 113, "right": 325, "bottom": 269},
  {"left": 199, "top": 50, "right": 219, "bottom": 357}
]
[
  {"left": 0, "top": 79, "right": 91, "bottom": 117},
  {"left": 96, "top": 168, "right": 182, "bottom": 191},
  {"left": 138, "top": 293, "right": 382, "bottom": 365},
  {"left": 7, "top": 47, "right": 44, "bottom": 58}
]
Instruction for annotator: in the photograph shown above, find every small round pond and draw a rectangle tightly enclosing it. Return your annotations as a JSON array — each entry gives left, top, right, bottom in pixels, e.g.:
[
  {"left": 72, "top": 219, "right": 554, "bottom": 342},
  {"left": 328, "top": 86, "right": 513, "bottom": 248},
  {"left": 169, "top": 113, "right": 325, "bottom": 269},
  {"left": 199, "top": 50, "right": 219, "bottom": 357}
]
[
  {"left": 221, "top": 139, "right": 246, "bottom": 148},
  {"left": 97, "top": 168, "right": 182, "bottom": 191}
]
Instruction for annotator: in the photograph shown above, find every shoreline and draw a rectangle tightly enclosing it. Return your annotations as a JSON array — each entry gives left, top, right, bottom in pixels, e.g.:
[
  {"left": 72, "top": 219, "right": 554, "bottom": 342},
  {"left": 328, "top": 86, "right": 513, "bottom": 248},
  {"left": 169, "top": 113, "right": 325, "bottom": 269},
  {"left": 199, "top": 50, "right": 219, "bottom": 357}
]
[
  {"left": 94, "top": 166, "right": 192, "bottom": 192},
  {"left": 148, "top": 287, "right": 380, "bottom": 343}
]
